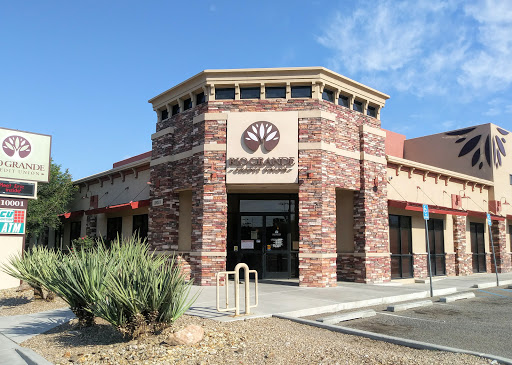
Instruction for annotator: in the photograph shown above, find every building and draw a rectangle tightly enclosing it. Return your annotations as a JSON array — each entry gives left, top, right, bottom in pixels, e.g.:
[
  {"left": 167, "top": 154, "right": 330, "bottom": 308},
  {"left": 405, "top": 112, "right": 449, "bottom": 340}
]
[{"left": 57, "top": 67, "right": 512, "bottom": 288}]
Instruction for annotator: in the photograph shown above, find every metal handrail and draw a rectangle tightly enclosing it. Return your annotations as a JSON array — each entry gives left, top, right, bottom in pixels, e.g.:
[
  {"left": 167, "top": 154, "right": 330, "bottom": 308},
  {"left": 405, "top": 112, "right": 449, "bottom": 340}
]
[{"left": 216, "top": 263, "right": 258, "bottom": 316}]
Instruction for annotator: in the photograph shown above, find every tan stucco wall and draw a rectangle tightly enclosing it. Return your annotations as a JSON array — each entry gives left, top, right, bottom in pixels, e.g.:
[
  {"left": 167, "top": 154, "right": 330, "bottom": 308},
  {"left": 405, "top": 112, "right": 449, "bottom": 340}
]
[
  {"left": 70, "top": 169, "right": 150, "bottom": 212},
  {"left": 403, "top": 124, "right": 493, "bottom": 181},
  {"left": 178, "top": 191, "right": 192, "bottom": 251},
  {"left": 387, "top": 166, "right": 490, "bottom": 212},
  {"left": 336, "top": 189, "right": 354, "bottom": 252},
  {"left": 0, "top": 235, "right": 23, "bottom": 289},
  {"left": 489, "top": 124, "right": 512, "bottom": 216}
]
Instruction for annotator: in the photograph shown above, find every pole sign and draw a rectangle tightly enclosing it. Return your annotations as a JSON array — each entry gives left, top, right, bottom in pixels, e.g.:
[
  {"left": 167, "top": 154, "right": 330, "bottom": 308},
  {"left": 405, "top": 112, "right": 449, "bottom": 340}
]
[
  {"left": 486, "top": 213, "right": 492, "bottom": 226},
  {"left": 0, "top": 198, "right": 27, "bottom": 235},
  {"left": 0, "top": 180, "right": 37, "bottom": 199},
  {"left": 423, "top": 204, "right": 429, "bottom": 220}
]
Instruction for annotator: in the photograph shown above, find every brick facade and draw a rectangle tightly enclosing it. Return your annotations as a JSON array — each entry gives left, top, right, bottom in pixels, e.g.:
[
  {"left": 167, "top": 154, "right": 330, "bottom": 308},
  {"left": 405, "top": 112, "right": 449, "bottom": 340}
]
[
  {"left": 453, "top": 215, "right": 472, "bottom": 276},
  {"left": 149, "top": 96, "right": 391, "bottom": 287},
  {"left": 490, "top": 220, "right": 511, "bottom": 273}
]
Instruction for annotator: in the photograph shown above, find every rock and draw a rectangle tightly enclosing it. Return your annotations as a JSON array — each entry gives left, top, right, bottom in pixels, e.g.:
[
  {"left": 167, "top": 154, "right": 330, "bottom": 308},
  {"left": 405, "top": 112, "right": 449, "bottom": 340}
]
[
  {"left": 63, "top": 351, "right": 71, "bottom": 358},
  {"left": 166, "top": 325, "right": 204, "bottom": 346}
]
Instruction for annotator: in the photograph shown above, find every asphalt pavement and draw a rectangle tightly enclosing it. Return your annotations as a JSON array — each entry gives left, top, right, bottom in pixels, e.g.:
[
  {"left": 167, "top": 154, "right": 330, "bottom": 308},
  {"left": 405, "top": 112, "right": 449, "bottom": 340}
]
[{"left": 312, "top": 285, "right": 512, "bottom": 360}]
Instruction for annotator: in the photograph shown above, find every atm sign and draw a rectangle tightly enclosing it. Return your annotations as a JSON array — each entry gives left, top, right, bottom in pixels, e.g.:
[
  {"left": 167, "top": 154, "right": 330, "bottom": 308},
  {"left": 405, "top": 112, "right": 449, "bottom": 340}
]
[{"left": 0, "top": 208, "right": 25, "bottom": 234}]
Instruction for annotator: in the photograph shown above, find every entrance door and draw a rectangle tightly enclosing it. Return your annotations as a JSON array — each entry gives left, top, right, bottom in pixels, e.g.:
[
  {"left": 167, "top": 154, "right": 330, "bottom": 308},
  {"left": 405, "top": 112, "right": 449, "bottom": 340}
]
[
  {"left": 427, "top": 219, "right": 446, "bottom": 276},
  {"left": 264, "top": 215, "right": 290, "bottom": 279},
  {"left": 470, "top": 222, "right": 486, "bottom": 273},
  {"left": 389, "top": 215, "right": 413, "bottom": 279}
]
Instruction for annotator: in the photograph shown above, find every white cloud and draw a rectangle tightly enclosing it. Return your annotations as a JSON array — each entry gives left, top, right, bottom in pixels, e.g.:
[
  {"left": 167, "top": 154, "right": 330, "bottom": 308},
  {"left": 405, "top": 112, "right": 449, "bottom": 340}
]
[{"left": 317, "top": 0, "right": 512, "bottom": 97}]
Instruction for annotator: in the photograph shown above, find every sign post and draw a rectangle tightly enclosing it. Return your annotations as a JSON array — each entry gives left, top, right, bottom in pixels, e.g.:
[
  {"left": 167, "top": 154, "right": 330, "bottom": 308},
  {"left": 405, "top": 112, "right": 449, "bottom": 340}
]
[
  {"left": 487, "top": 213, "right": 499, "bottom": 287},
  {"left": 423, "top": 204, "right": 434, "bottom": 297}
]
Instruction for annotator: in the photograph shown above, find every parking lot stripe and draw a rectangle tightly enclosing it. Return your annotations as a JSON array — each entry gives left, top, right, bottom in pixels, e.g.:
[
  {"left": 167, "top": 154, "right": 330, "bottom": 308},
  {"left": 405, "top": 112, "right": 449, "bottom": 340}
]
[
  {"left": 477, "top": 289, "right": 510, "bottom": 298},
  {"left": 378, "top": 312, "right": 446, "bottom": 324}
]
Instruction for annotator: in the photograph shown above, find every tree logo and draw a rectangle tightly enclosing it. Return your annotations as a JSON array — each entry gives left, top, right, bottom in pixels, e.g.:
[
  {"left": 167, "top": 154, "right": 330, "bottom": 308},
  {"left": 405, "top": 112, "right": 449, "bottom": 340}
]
[
  {"left": 243, "top": 122, "right": 280, "bottom": 152},
  {"left": 2, "top": 136, "right": 32, "bottom": 159}
]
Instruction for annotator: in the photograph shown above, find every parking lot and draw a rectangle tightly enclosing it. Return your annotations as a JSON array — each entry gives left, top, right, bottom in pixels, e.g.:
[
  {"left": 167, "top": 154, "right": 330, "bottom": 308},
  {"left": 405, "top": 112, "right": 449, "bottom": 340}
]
[{"left": 305, "top": 286, "right": 512, "bottom": 360}]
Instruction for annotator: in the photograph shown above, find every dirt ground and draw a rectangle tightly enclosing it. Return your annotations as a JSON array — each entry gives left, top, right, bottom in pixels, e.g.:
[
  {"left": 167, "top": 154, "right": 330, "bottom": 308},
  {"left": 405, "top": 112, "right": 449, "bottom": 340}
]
[{"left": 0, "top": 287, "right": 67, "bottom": 316}]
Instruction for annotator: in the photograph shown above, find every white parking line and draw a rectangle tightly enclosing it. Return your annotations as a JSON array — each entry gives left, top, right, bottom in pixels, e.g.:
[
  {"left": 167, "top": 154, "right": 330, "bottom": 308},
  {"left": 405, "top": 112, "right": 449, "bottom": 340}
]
[{"left": 377, "top": 312, "right": 446, "bottom": 324}]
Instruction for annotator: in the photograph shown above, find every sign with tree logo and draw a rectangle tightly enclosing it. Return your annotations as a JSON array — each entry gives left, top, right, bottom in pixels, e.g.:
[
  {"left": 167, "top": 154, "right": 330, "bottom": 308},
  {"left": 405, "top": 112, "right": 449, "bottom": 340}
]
[{"left": 0, "top": 128, "right": 51, "bottom": 183}]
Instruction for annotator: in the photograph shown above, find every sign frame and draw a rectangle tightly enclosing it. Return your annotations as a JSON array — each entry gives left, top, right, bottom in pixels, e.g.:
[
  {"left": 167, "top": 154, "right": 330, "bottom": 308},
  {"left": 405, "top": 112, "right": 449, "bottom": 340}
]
[
  {"left": 0, "top": 179, "right": 37, "bottom": 199},
  {"left": 0, "top": 127, "right": 52, "bottom": 183}
]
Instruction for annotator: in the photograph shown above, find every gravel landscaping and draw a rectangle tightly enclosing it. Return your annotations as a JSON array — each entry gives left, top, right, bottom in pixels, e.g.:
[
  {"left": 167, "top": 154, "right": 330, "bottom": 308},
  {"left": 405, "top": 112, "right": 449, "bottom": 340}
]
[
  {"left": 0, "top": 288, "right": 496, "bottom": 364},
  {"left": 22, "top": 314, "right": 495, "bottom": 365},
  {"left": 0, "top": 287, "right": 67, "bottom": 317}
]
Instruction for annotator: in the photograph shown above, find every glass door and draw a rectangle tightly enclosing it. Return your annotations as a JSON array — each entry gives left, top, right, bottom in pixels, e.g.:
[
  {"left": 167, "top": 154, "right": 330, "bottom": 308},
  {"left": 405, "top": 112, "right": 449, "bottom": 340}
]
[
  {"left": 470, "top": 222, "right": 486, "bottom": 273},
  {"left": 427, "top": 219, "right": 446, "bottom": 276},
  {"left": 264, "top": 215, "right": 290, "bottom": 279},
  {"left": 239, "top": 215, "right": 264, "bottom": 275}
]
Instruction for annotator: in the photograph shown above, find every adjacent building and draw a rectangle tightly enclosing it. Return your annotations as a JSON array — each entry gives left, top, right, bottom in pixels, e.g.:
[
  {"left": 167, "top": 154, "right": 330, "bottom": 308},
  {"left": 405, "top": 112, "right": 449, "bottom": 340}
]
[{"left": 56, "top": 67, "right": 512, "bottom": 288}]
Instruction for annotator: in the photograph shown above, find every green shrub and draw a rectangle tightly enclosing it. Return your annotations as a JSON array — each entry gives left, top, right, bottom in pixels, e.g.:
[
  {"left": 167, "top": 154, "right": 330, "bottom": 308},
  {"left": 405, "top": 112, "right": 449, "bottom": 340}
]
[
  {"left": 43, "top": 241, "right": 110, "bottom": 326},
  {"left": 71, "top": 235, "right": 96, "bottom": 252},
  {"left": 1, "top": 246, "right": 61, "bottom": 301},
  {"left": 92, "top": 236, "right": 197, "bottom": 338}
]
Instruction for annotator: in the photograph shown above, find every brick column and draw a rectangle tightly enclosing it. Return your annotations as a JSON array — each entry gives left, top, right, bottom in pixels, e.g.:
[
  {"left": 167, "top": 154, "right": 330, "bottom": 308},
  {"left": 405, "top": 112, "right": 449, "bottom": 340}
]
[
  {"left": 298, "top": 151, "right": 337, "bottom": 287},
  {"left": 189, "top": 152, "right": 227, "bottom": 286},
  {"left": 85, "top": 214, "right": 97, "bottom": 238},
  {"left": 453, "top": 215, "right": 471, "bottom": 275},
  {"left": 413, "top": 254, "right": 428, "bottom": 279},
  {"left": 491, "top": 220, "right": 511, "bottom": 273},
  {"left": 352, "top": 126, "right": 390, "bottom": 283},
  {"left": 148, "top": 163, "right": 179, "bottom": 252}
]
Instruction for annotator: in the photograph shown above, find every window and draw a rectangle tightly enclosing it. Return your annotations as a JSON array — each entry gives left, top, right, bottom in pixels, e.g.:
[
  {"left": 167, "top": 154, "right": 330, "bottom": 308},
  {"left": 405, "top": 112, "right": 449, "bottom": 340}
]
[
  {"left": 291, "top": 85, "right": 311, "bottom": 98},
  {"left": 338, "top": 95, "right": 349, "bottom": 107},
  {"left": 216, "top": 88, "right": 235, "bottom": 100},
  {"left": 427, "top": 219, "right": 446, "bottom": 276},
  {"left": 353, "top": 100, "right": 363, "bottom": 112},
  {"left": 160, "top": 109, "right": 168, "bottom": 120},
  {"left": 183, "top": 98, "right": 192, "bottom": 110},
  {"left": 133, "top": 214, "right": 148, "bottom": 241},
  {"left": 509, "top": 174, "right": 512, "bottom": 185},
  {"left": 70, "top": 221, "right": 81, "bottom": 243},
  {"left": 367, "top": 106, "right": 376, "bottom": 117},
  {"left": 322, "top": 89, "right": 334, "bottom": 103},
  {"left": 265, "top": 86, "right": 286, "bottom": 98},
  {"left": 240, "top": 87, "right": 260, "bottom": 99},
  {"left": 107, "top": 217, "right": 123, "bottom": 244},
  {"left": 196, "top": 92, "right": 205, "bottom": 105},
  {"left": 171, "top": 104, "right": 180, "bottom": 116}
]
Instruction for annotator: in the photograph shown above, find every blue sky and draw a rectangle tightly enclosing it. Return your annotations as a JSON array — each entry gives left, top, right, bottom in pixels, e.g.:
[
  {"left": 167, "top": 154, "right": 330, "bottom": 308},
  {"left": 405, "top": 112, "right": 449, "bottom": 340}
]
[{"left": 1, "top": 0, "right": 511, "bottom": 180}]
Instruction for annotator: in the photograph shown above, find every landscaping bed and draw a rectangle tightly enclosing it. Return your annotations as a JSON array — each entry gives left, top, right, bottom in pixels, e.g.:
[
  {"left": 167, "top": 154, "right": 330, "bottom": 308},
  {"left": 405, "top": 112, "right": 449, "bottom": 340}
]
[
  {"left": 22, "top": 314, "right": 493, "bottom": 365},
  {"left": 0, "top": 287, "right": 67, "bottom": 317}
]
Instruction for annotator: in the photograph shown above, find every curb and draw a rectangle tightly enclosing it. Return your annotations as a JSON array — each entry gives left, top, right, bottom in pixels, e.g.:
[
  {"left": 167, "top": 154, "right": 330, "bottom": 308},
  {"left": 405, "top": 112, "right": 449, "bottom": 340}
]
[
  {"left": 274, "top": 314, "right": 512, "bottom": 365},
  {"left": 0, "top": 332, "right": 52, "bottom": 365}
]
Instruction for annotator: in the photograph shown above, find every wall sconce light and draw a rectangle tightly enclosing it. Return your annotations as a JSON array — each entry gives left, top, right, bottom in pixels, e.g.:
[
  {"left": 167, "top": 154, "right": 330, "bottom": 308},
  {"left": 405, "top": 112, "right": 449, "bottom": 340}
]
[{"left": 500, "top": 197, "right": 510, "bottom": 206}]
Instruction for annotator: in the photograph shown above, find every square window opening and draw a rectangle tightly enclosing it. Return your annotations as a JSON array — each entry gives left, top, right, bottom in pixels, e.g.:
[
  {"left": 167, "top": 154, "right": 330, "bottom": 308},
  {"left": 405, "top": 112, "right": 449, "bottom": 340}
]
[
  {"left": 196, "top": 92, "right": 205, "bottom": 105},
  {"left": 240, "top": 87, "right": 260, "bottom": 99},
  {"left": 160, "top": 109, "right": 168, "bottom": 120},
  {"left": 266, "top": 86, "right": 286, "bottom": 99},
  {"left": 367, "top": 105, "right": 376, "bottom": 117},
  {"left": 338, "top": 95, "right": 349, "bottom": 107},
  {"left": 353, "top": 100, "right": 363, "bottom": 112},
  {"left": 322, "top": 89, "right": 334, "bottom": 103},
  {"left": 216, "top": 88, "right": 235, "bottom": 100},
  {"left": 171, "top": 104, "right": 180, "bottom": 116},
  {"left": 183, "top": 98, "right": 192, "bottom": 110},
  {"left": 291, "top": 85, "right": 312, "bottom": 98}
]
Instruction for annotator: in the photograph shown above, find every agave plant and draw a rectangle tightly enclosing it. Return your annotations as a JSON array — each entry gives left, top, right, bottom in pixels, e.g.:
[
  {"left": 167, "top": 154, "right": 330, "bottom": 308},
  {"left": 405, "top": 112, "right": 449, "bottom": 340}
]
[
  {"left": 92, "top": 236, "right": 197, "bottom": 338},
  {"left": 43, "top": 241, "right": 111, "bottom": 326},
  {"left": 1, "top": 246, "right": 61, "bottom": 301}
]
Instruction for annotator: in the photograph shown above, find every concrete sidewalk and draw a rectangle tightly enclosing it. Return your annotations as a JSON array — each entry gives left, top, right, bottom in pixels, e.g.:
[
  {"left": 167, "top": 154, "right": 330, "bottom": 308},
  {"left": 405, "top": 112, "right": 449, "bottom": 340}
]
[
  {"left": 0, "top": 271, "right": 511, "bottom": 364},
  {"left": 0, "top": 308, "right": 74, "bottom": 365},
  {"left": 187, "top": 271, "right": 512, "bottom": 321}
]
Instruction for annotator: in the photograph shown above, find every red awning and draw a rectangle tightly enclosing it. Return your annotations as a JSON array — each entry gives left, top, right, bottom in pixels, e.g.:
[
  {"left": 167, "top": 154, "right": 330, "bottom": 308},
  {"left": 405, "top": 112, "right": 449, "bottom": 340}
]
[
  {"left": 85, "top": 199, "right": 150, "bottom": 215},
  {"left": 59, "top": 210, "right": 84, "bottom": 219},
  {"left": 388, "top": 200, "right": 467, "bottom": 216},
  {"left": 466, "top": 210, "right": 506, "bottom": 221}
]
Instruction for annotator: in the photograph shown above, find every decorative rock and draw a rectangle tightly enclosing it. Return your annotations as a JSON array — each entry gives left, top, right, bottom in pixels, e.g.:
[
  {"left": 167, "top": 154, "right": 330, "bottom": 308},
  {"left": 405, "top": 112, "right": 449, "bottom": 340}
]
[{"left": 166, "top": 325, "right": 204, "bottom": 346}]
